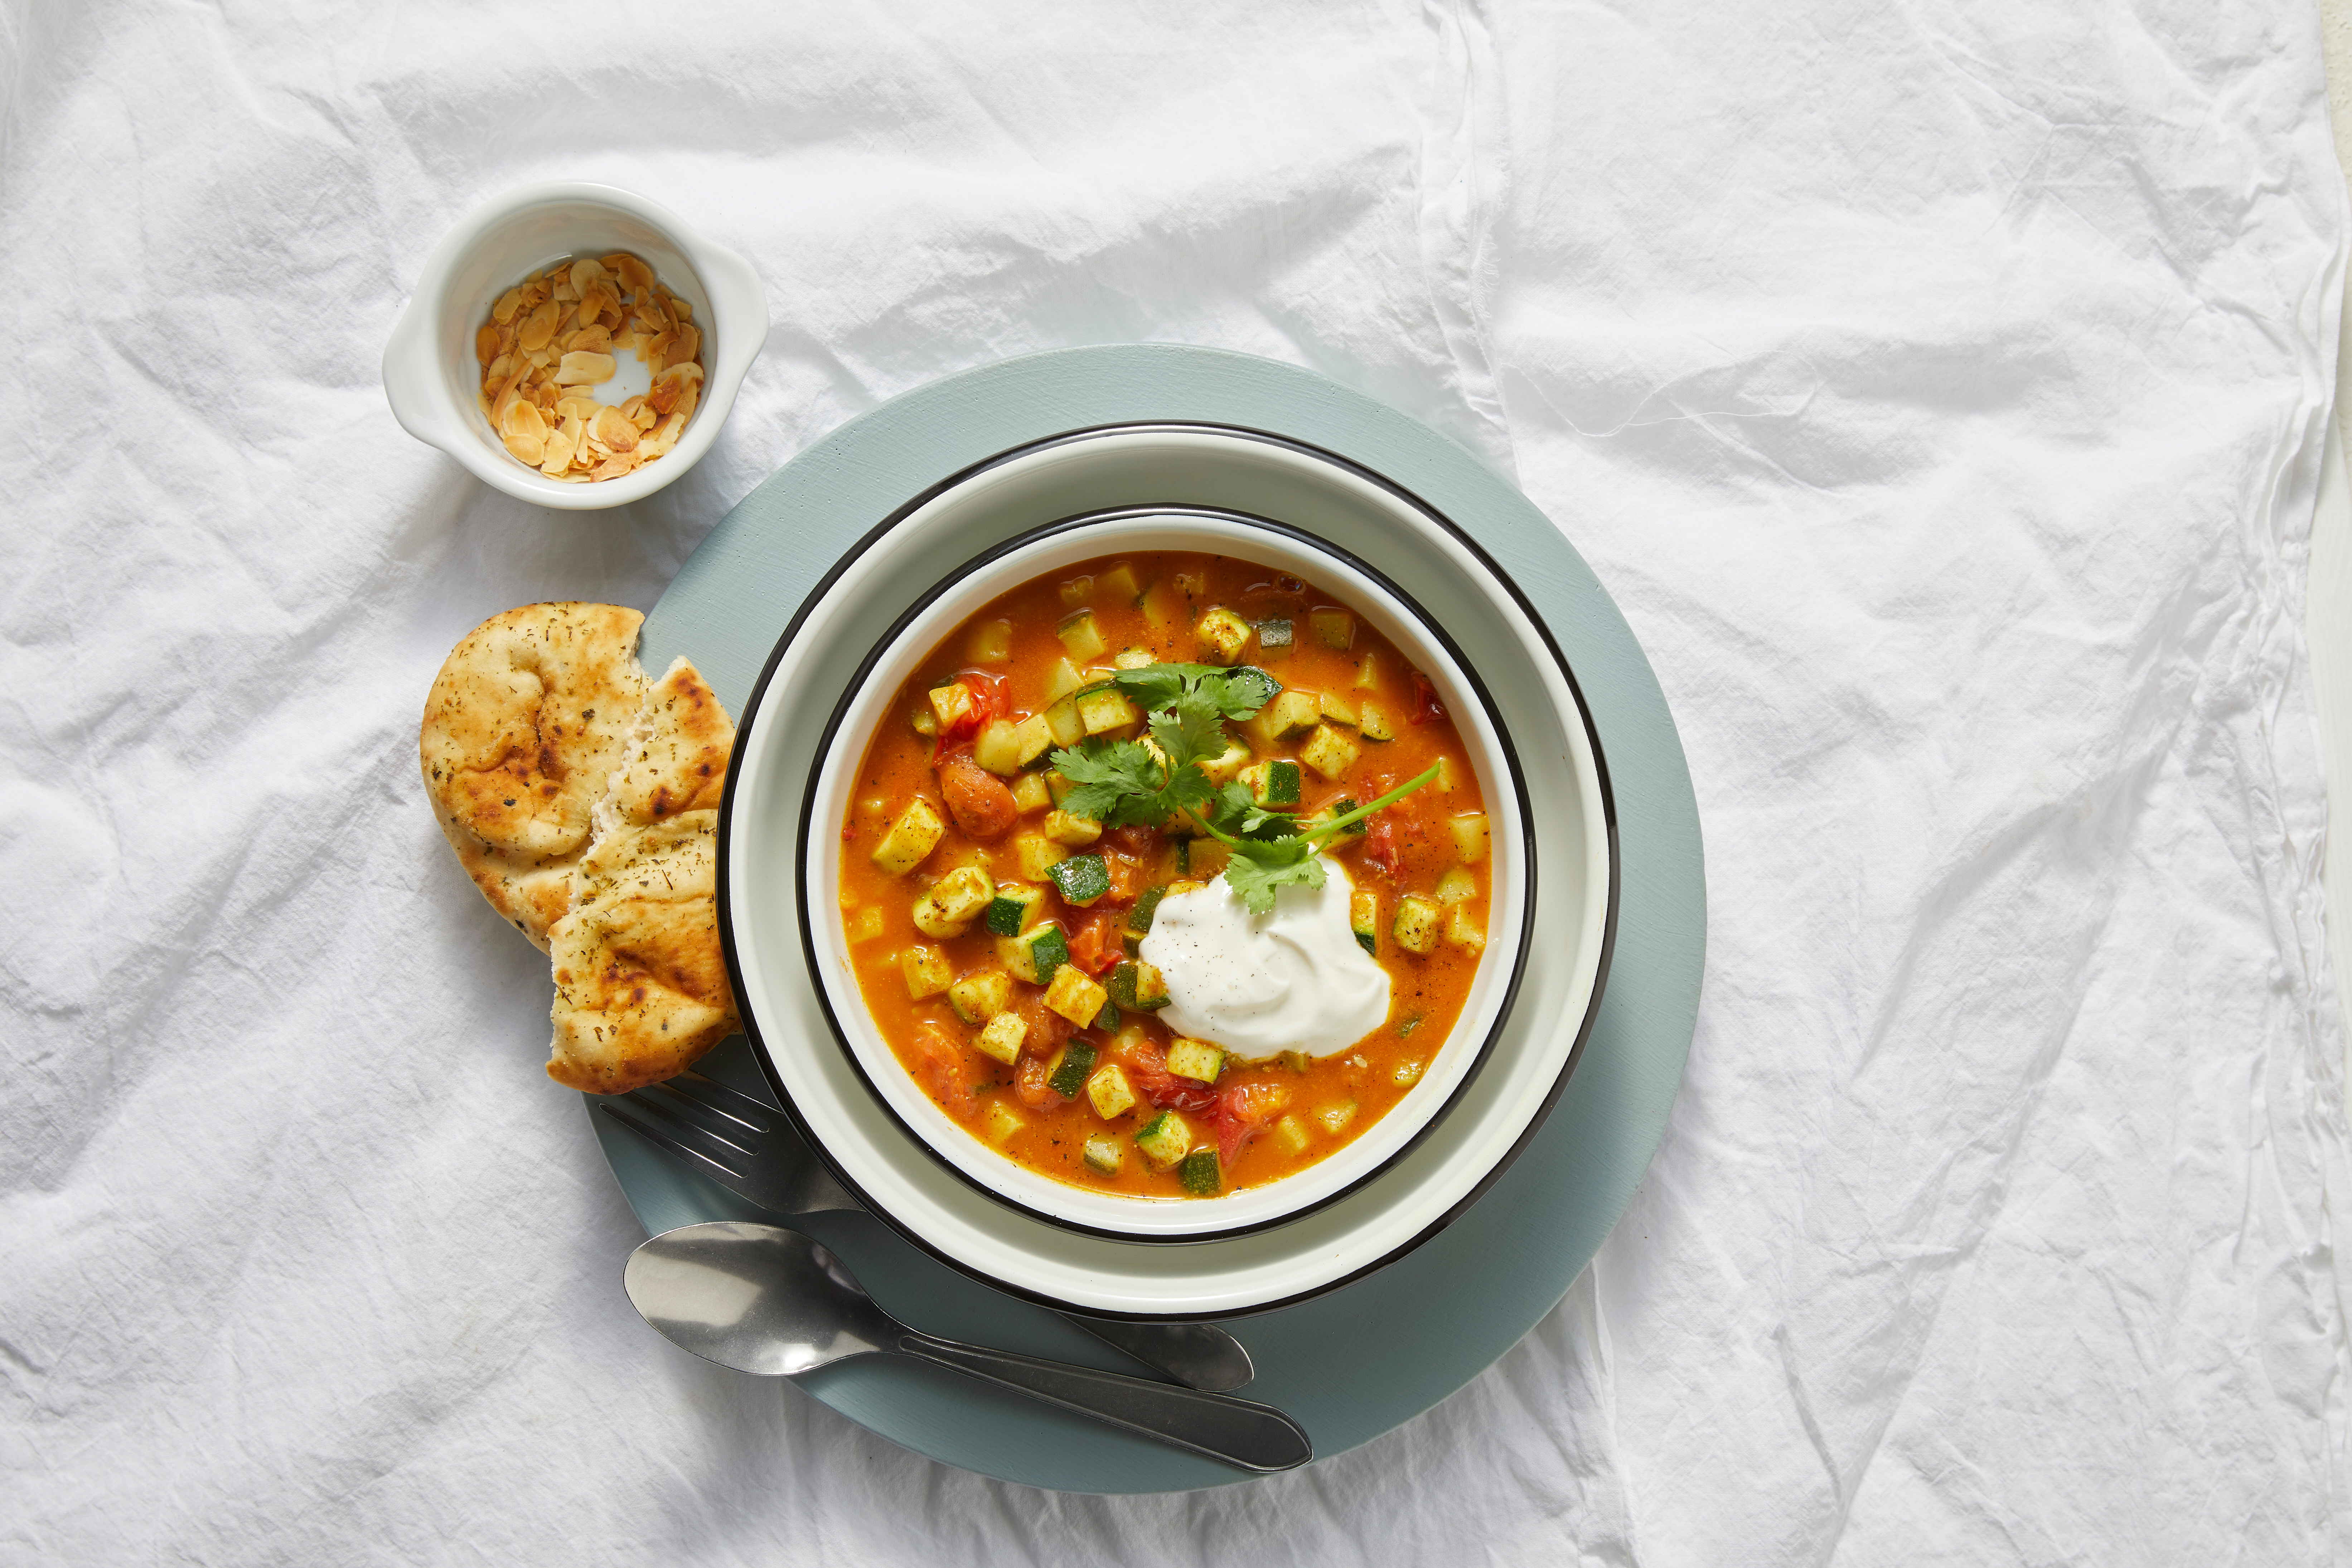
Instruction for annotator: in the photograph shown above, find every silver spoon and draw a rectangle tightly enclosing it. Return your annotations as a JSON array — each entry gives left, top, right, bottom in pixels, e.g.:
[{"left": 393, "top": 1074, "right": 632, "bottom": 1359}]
[{"left": 625, "top": 1221, "right": 1313, "bottom": 1474}]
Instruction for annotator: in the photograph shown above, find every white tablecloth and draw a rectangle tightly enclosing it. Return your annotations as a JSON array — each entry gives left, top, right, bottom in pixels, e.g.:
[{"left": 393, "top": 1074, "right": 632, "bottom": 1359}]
[{"left": 5, "top": 2, "right": 2347, "bottom": 1562}]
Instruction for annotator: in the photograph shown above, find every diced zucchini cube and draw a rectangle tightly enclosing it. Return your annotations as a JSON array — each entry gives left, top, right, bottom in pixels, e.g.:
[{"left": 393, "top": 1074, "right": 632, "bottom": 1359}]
[
  {"left": 1254, "top": 618, "right": 1293, "bottom": 659},
  {"left": 1141, "top": 580, "right": 1187, "bottom": 628},
  {"left": 1044, "top": 965, "right": 1109, "bottom": 1029},
  {"left": 1393, "top": 894, "right": 1441, "bottom": 955},
  {"left": 1011, "top": 773, "right": 1052, "bottom": 814},
  {"left": 948, "top": 969, "right": 1012, "bottom": 1024},
  {"left": 1249, "top": 690, "right": 1321, "bottom": 745},
  {"left": 870, "top": 797, "right": 945, "bottom": 876},
  {"left": 1447, "top": 906, "right": 1486, "bottom": 953},
  {"left": 928, "top": 681, "right": 981, "bottom": 734},
  {"left": 973, "top": 1011, "right": 1027, "bottom": 1065},
  {"left": 1394, "top": 1059, "right": 1426, "bottom": 1087},
  {"left": 1044, "top": 657, "right": 1084, "bottom": 704},
  {"left": 1042, "top": 770, "right": 1076, "bottom": 807},
  {"left": 1354, "top": 651, "right": 1381, "bottom": 690},
  {"left": 1317, "top": 1099, "right": 1358, "bottom": 1135},
  {"left": 1011, "top": 713, "right": 1055, "bottom": 768},
  {"left": 1306, "top": 797, "right": 1368, "bottom": 839},
  {"left": 1350, "top": 889, "right": 1379, "bottom": 955},
  {"left": 1273, "top": 1115, "right": 1312, "bottom": 1156},
  {"left": 1045, "top": 1040, "right": 1099, "bottom": 1099},
  {"left": 1042, "top": 809, "right": 1102, "bottom": 848},
  {"left": 1086, "top": 1063, "right": 1139, "bottom": 1121},
  {"left": 1113, "top": 646, "right": 1154, "bottom": 669},
  {"left": 846, "top": 907, "right": 884, "bottom": 942},
  {"left": 971, "top": 718, "right": 1026, "bottom": 775},
  {"left": 1436, "top": 756, "right": 1462, "bottom": 793},
  {"left": 1126, "top": 885, "right": 1167, "bottom": 938},
  {"left": 1178, "top": 1150, "right": 1221, "bottom": 1196},
  {"left": 1056, "top": 611, "right": 1107, "bottom": 662},
  {"left": 983, "top": 1100, "right": 1025, "bottom": 1144},
  {"left": 1096, "top": 997, "right": 1122, "bottom": 1034},
  {"left": 901, "top": 945, "right": 953, "bottom": 1000},
  {"left": 1082, "top": 1135, "right": 1124, "bottom": 1176},
  {"left": 1166, "top": 1037, "right": 1224, "bottom": 1083},
  {"left": 1188, "top": 738, "right": 1248, "bottom": 787},
  {"left": 1134, "top": 1109, "right": 1191, "bottom": 1168},
  {"left": 1435, "top": 866, "right": 1479, "bottom": 905},
  {"left": 1358, "top": 701, "right": 1396, "bottom": 742},
  {"left": 1059, "top": 575, "right": 1094, "bottom": 611},
  {"left": 1310, "top": 608, "right": 1356, "bottom": 650},
  {"left": 1281, "top": 1049, "right": 1311, "bottom": 1073},
  {"left": 1106, "top": 959, "right": 1170, "bottom": 1012},
  {"left": 1015, "top": 834, "right": 1068, "bottom": 883},
  {"left": 1318, "top": 692, "right": 1359, "bottom": 728},
  {"left": 1299, "top": 725, "right": 1361, "bottom": 783},
  {"left": 998, "top": 921, "right": 1070, "bottom": 984},
  {"left": 1046, "top": 853, "right": 1112, "bottom": 907},
  {"left": 1450, "top": 811, "right": 1490, "bottom": 864},
  {"left": 983, "top": 883, "right": 1046, "bottom": 936},
  {"left": 1076, "top": 687, "right": 1139, "bottom": 736},
  {"left": 910, "top": 706, "right": 937, "bottom": 737},
  {"left": 1178, "top": 839, "right": 1229, "bottom": 879},
  {"left": 912, "top": 866, "right": 993, "bottom": 937},
  {"left": 1098, "top": 563, "right": 1140, "bottom": 604},
  {"left": 1240, "top": 759, "right": 1303, "bottom": 809},
  {"left": 966, "top": 618, "right": 1012, "bottom": 664},
  {"left": 1195, "top": 606, "right": 1252, "bottom": 664},
  {"left": 1043, "top": 696, "right": 1085, "bottom": 747}
]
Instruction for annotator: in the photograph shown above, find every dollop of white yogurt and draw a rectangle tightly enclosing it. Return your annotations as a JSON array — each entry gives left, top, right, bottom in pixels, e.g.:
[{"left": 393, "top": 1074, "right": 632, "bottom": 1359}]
[{"left": 1138, "top": 857, "right": 1390, "bottom": 1062}]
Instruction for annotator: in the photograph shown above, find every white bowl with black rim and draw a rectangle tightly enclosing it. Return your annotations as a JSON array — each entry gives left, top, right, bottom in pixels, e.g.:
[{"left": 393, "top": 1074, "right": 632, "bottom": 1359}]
[{"left": 720, "top": 425, "right": 1617, "bottom": 1318}]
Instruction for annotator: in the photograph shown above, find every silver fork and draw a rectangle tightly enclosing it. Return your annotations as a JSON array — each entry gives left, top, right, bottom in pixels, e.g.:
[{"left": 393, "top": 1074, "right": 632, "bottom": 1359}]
[{"left": 602, "top": 1071, "right": 1256, "bottom": 1392}]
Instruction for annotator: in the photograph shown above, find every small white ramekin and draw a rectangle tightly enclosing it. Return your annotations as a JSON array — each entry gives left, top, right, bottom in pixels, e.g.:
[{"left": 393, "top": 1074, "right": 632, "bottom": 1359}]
[{"left": 382, "top": 182, "right": 768, "bottom": 510}]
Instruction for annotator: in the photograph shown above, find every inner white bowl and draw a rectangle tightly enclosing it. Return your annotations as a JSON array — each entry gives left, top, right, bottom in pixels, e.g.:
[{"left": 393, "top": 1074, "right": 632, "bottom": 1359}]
[
  {"left": 381, "top": 180, "right": 768, "bottom": 510},
  {"left": 721, "top": 424, "right": 1614, "bottom": 1316},
  {"left": 800, "top": 510, "right": 1531, "bottom": 1240}
]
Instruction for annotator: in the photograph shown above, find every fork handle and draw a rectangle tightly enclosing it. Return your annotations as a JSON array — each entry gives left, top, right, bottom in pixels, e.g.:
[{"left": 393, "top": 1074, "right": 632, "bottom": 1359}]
[{"left": 895, "top": 1330, "right": 1311, "bottom": 1473}]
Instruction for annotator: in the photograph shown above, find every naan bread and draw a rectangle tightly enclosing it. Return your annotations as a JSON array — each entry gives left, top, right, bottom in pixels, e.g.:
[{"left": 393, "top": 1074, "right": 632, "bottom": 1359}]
[
  {"left": 420, "top": 603, "right": 648, "bottom": 949},
  {"left": 545, "top": 655, "right": 741, "bottom": 1093},
  {"left": 545, "top": 813, "right": 739, "bottom": 1095}
]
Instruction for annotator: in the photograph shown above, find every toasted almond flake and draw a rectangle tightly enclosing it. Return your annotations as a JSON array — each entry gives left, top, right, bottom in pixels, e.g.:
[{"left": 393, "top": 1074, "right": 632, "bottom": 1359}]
[
  {"left": 517, "top": 301, "right": 557, "bottom": 353},
  {"left": 491, "top": 288, "right": 523, "bottom": 325},
  {"left": 630, "top": 402, "right": 656, "bottom": 431},
  {"left": 666, "top": 293, "right": 692, "bottom": 321},
  {"left": 552, "top": 278, "right": 578, "bottom": 304},
  {"left": 568, "top": 258, "right": 608, "bottom": 297},
  {"left": 592, "top": 453, "right": 636, "bottom": 481},
  {"left": 614, "top": 255, "right": 654, "bottom": 294},
  {"left": 671, "top": 324, "right": 701, "bottom": 367},
  {"left": 591, "top": 405, "right": 640, "bottom": 453},
  {"left": 503, "top": 430, "right": 545, "bottom": 465},
  {"left": 556, "top": 350, "right": 616, "bottom": 385},
  {"left": 483, "top": 353, "right": 514, "bottom": 387},
  {"left": 557, "top": 396, "right": 600, "bottom": 422},
  {"left": 475, "top": 325, "right": 500, "bottom": 364},
  {"left": 572, "top": 324, "right": 612, "bottom": 355},
  {"left": 618, "top": 394, "right": 649, "bottom": 421}
]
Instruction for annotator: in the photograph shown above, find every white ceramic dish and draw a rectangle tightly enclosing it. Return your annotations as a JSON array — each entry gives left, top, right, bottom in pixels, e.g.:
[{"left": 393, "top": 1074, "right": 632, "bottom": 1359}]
[
  {"left": 721, "top": 424, "right": 1615, "bottom": 1316},
  {"left": 800, "top": 509, "right": 1531, "bottom": 1239},
  {"left": 381, "top": 181, "right": 768, "bottom": 510}
]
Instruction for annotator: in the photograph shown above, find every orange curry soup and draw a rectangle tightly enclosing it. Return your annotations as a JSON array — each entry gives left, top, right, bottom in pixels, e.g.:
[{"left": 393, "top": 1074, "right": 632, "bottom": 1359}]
[{"left": 838, "top": 551, "right": 1492, "bottom": 1200}]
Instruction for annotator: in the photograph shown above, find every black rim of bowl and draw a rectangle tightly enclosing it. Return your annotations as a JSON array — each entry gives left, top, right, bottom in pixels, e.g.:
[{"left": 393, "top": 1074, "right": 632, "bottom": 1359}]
[{"left": 715, "top": 421, "right": 1622, "bottom": 1320}]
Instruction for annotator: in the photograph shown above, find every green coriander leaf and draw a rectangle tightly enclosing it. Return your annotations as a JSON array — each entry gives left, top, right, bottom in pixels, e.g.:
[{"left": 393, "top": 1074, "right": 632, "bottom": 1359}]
[
  {"left": 1150, "top": 698, "right": 1227, "bottom": 775},
  {"left": 1050, "top": 739, "right": 1165, "bottom": 826},
  {"left": 1222, "top": 839, "right": 1325, "bottom": 913}
]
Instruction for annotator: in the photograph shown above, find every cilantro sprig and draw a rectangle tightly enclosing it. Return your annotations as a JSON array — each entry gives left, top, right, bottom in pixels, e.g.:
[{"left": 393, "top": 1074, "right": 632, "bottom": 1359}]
[{"left": 1048, "top": 663, "right": 1439, "bottom": 913}]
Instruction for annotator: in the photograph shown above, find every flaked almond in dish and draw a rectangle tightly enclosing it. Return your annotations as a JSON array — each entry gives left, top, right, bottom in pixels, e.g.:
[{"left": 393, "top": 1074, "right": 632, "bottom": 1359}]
[{"left": 475, "top": 252, "right": 706, "bottom": 483}]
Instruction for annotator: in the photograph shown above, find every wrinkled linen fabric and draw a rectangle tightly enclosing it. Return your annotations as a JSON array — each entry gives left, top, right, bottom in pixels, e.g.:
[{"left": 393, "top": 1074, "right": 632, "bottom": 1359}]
[{"left": 1, "top": 0, "right": 2346, "bottom": 1562}]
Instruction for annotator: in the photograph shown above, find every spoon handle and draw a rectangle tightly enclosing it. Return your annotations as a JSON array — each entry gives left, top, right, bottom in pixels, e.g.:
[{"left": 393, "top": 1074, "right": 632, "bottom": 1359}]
[{"left": 895, "top": 1329, "right": 1312, "bottom": 1473}]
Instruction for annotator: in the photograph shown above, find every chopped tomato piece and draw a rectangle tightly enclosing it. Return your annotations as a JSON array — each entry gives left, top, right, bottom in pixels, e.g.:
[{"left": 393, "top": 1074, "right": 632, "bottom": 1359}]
[
  {"left": 909, "top": 1021, "right": 976, "bottom": 1119},
  {"left": 1216, "top": 1081, "right": 1293, "bottom": 1163},
  {"left": 1016, "top": 993, "right": 1075, "bottom": 1055},
  {"left": 933, "top": 670, "right": 1010, "bottom": 742},
  {"left": 1409, "top": 671, "right": 1445, "bottom": 725},
  {"left": 1067, "top": 912, "right": 1124, "bottom": 976},
  {"left": 1105, "top": 825, "right": 1158, "bottom": 858},
  {"left": 1015, "top": 1053, "right": 1063, "bottom": 1109},
  {"left": 937, "top": 750, "right": 1018, "bottom": 840}
]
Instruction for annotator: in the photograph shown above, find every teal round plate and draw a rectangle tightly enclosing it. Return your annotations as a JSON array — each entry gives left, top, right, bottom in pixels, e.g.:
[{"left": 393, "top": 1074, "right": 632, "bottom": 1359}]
[{"left": 590, "top": 344, "right": 1704, "bottom": 1492}]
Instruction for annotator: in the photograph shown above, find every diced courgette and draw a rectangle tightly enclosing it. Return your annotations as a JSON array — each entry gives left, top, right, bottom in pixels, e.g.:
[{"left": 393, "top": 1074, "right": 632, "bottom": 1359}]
[
  {"left": 1057, "top": 610, "right": 1107, "bottom": 662},
  {"left": 900, "top": 945, "right": 953, "bottom": 1000},
  {"left": 947, "top": 968, "right": 1012, "bottom": 1024},
  {"left": 1125, "top": 885, "right": 1167, "bottom": 938},
  {"left": 1042, "top": 809, "right": 1102, "bottom": 847},
  {"left": 1350, "top": 889, "right": 1379, "bottom": 955},
  {"left": 1043, "top": 964, "right": 1109, "bottom": 1029},
  {"left": 1273, "top": 1115, "right": 1313, "bottom": 1156},
  {"left": 1076, "top": 687, "right": 1139, "bottom": 736},
  {"left": 999, "top": 921, "right": 1070, "bottom": 984},
  {"left": 1358, "top": 700, "right": 1396, "bottom": 742},
  {"left": 1353, "top": 650, "right": 1380, "bottom": 689},
  {"left": 1106, "top": 959, "right": 1170, "bottom": 1011},
  {"left": 1098, "top": 563, "right": 1140, "bottom": 603},
  {"left": 1011, "top": 773, "right": 1052, "bottom": 814},
  {"left": 1240, "top": 759, "right": 1302, "bottom": 809},
  {"left": 1196, "top": 738, "right": 1252, "bottom": 785},
  {"left": 1178, "top": 1150, "right": 1221, "bottom": 1196},
  {"left": 966, "top": 617, "right": 1012, "bottom": 664},
  {"left": 1434, "top": 866, "right": 1479, "bottom": 905},
  {"left": 1178, "top": 839, "right": 1230, "bottom": 879},
  {"left": 1251, "top": 690, "right": 1321, "bottom": 745},
  {"left": 971, "top": 718, "right": 1026, "bottom": 775},
  {"left": 1195, "top": 606, "right": 1252, "bottom": 663},
  {"left": 1082, "top": 1135, "right": 1124, "bottom": 1176},
  {"left": 1166, "top": 1037, "right": 1224, "bottom": 1083},
  {"left": 1044, "top": 657, "right": 1084, "bottom": 704},
  {"left": 870, "top": 798, "right": 945, "bottom": 877},
  {"left": 1298, "top": 724, "right": 1361, "bottom": 783},
  {"left": 1015, "top": 834, "right": 1068, "bottom": 882},
  {"left": 984, "top": 882, "right": 1046, "bottom": 935},
  {"left": 1393, "top": 894, "right": 1441, "bottom": 955},
  {"left": 1317, "top": 1099, "right": 1358, "bottom": 1135},
  {"left": 928, "top": 682, "right": 981, "bottom": 734},
  {"left": 1450, "top": 811, "right": 1490, "bottom": 864},
  {"left": 912, "top": 866, "right": 993, "bottom": 937},
  {"left": 1254, "top": 618, "right": 1293, "bottom": 659},
  {"left": 1043, "top": 696, "right": 1085, "bottom": 747},
  {"left": 973, "top": 1011, "right": 1027, "bottom": 1065},
  {"left": 983, "top": 1100, "right": 1025, "bottom": 1144},
  {"left": 1310, "top": 608, "right": 1356, "bottom": 650},
  {"left": 1086, "top": 1063, "right": 1138, "bottom": 1120},
  {"left": 1134, "top": 1110, "right": 1191, "bottom": 1168},
  {"left": 1447, "top": 906, "right": 1486, "bottom": 952},
  {"left": 1045, "top": 1040, "right": 1099, "bottom": 1100},
  {"left": 1114, "top": 645, "right": 1154, "bottom": 669},
  {"left": 1047, "top": 853, "right": 1112, "bottom": 907}
]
